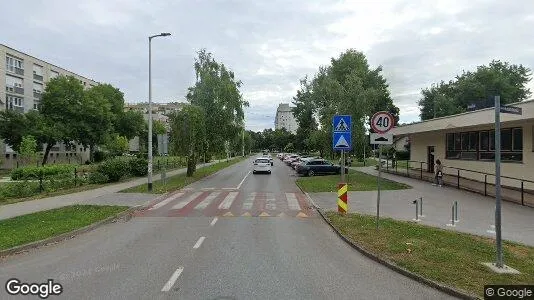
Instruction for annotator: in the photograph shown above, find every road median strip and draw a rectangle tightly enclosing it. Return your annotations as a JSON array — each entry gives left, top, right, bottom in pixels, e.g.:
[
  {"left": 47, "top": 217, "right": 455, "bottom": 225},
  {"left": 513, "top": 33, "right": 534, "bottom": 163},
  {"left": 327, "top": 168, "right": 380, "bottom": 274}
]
[
  {"left": 296, "top": 169, "right": 411, "bottom": 193},
  {"left": 316, "top": 208, "right": 534, "bottom": 299},
  {"left": 0, "top": 205, "right": 135, "bottom": 257}
]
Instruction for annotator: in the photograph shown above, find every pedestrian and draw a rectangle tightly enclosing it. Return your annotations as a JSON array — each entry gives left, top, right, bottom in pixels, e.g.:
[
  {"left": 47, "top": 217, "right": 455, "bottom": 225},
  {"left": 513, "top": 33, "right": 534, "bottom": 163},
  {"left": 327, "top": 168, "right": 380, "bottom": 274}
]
[{"left": 433, "top": 159, "right": 443, "bottom": 187}]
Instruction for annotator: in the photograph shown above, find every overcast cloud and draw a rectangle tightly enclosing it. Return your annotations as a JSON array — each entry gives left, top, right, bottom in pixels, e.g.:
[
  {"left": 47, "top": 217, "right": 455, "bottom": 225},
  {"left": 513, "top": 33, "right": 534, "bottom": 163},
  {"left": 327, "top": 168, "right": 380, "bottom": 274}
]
[{"left": 3, "top": 0, "right": 533, "bottom": 131}]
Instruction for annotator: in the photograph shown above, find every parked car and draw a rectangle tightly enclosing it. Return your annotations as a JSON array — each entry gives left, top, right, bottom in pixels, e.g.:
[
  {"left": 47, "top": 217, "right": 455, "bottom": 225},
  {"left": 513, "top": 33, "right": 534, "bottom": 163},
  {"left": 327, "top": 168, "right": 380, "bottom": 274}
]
[
  {"left": 296, "top": 159, "right": 349, "bottom": 176},
  {"left": 253, "top": 157, "right": 272, "bottom": 174},
  {"left": 284, "top": 155, "right": 298, "bottom": 165},
  {"left": 291, "top": 156, "right": 316, "bottom": 169}
]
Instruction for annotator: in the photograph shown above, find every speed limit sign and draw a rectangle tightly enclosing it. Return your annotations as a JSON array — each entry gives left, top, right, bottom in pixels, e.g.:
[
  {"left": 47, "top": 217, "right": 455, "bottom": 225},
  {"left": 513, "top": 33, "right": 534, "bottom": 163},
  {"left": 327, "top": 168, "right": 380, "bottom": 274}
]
[{"left": 371, "top": 111, "right": 395, "bottom": 134}]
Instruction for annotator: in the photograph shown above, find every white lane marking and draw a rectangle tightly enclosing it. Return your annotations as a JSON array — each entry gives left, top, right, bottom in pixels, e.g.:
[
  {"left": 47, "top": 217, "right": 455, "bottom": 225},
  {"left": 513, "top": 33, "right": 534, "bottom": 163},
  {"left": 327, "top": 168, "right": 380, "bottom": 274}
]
[
  {"left": 236, "top": 171, "right": 251, "bottom": 189},
  {"left": 161, "top": 267, "right": 184, "bottom": 292},
  {"left": 195, "top": 192, "right": 221, "bottom": 209},
  {"left": 149, "top": 193, "right": 184, "bottom": 210},
  {"left": 286, "top": 193, "right": 301, "bottom": 210},
  {"left": 210, "top": 217, "right": 218, "bottom": 226},
  {"left": 193, "top": 236, "right": 206, "bottom": 249},
  {"left": 218, "top": 192, "right": 238, "bottom": 209},
  {"left": 265, "top": 193, "right": 276, "bottom": 210},
  {"left": 172, "top": 192, "right": 202, "bottom": 209},
  {"left": 243, "top": 192, "right": 256, "bottom": 210}
]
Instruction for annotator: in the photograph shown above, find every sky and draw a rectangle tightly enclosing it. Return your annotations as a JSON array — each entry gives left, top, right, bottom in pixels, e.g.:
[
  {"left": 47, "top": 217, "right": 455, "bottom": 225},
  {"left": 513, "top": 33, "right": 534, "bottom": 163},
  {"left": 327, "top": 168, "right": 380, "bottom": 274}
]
[{"left": 3, "top": 0, "right": 533, "bottom": 131}]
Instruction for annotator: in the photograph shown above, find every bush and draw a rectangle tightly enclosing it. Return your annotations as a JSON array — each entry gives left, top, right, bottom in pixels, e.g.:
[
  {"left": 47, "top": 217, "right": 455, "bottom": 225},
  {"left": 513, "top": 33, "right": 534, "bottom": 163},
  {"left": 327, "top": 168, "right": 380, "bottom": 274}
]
[
  {"left": 88, "top": 172, "right": 109, "bottom": 184},
  {"left": 0, "top": 181, "right": 40, "bottom": 201},
  {"left": 96, "top": 158, "right": 130, "bottom": 182},
  {"left": 129, "top": 158, "right": 148, "bottom": 177},
  {"left": 11, "top": 164, "right": 76, "bottom": 180},
  {"left": 396, "top": 150, "right": 410, "bottom": 161},
  {"left": 93, "top": 150, "right": 107, "bottom": 163}
]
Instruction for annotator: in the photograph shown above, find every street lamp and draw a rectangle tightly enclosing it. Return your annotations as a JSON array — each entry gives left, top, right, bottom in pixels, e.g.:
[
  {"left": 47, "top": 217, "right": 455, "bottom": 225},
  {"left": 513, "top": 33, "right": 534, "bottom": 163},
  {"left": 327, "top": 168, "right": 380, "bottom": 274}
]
[{"left": 148, "top": 32, "right": 171, "bottom": 192}]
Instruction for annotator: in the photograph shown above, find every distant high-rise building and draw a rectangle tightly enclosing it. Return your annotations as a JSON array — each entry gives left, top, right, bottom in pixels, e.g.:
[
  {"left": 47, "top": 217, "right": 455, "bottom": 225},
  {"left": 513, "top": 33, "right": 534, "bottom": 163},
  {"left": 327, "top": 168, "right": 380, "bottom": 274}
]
[{"left": 274, "top": 103, "right": 298, "bottom": 134}]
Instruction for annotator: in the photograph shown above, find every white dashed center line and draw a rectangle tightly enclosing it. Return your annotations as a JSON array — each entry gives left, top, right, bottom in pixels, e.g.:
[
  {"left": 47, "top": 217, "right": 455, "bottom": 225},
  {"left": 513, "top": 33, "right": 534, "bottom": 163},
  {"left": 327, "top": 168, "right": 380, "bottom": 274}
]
[
  {"left": 193, "top": 236, "right": 206, "bottom": 249},
  {"left": 161, "top": 267, "right": 184, "bottom": 292},
  {"left": 210, "top": 217, "right": 218, "bottom": 226}
]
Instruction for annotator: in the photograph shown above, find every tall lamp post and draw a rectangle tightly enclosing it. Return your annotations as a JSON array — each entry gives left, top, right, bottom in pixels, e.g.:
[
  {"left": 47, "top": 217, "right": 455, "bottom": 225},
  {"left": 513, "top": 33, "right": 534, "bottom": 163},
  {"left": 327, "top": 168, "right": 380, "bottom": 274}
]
[{"left": 148, "top": 32, "right": 171, "bottom": 192}]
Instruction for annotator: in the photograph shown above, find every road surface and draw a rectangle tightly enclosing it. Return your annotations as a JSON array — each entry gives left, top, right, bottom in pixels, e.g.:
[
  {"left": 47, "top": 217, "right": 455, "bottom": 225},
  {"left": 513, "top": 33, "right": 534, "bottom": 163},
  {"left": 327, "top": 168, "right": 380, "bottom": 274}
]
[{"left": 0, "top": 156, "right": 453, "bottom": 299}]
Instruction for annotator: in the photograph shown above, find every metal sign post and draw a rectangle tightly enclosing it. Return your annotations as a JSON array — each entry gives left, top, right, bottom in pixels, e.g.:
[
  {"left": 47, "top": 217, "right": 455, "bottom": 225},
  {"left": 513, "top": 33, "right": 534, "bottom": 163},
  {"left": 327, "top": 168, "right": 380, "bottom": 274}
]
[
  {"left": 370, "top": 111, "right": 395, "bottom": 229},
  {"left": 494, "top": 96, "right": 503, "bottom": 268},
  {"left": 333, "top": 115, "right": 352, "bottom": 214}
]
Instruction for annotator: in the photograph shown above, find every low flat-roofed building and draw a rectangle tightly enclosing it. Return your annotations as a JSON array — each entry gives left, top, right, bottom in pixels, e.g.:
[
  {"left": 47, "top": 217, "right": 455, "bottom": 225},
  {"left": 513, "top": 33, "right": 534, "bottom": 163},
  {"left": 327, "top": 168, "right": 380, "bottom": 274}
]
[{"left": 390, "top": 99, "right": 534, "bottom": 190}]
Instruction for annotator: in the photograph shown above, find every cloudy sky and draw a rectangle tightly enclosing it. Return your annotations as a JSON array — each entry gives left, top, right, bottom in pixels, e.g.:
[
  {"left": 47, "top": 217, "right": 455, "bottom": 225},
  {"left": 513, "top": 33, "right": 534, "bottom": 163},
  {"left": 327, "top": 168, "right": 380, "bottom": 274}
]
[{"left": 3, "top": 0, "right": 533, "bottom": 131}]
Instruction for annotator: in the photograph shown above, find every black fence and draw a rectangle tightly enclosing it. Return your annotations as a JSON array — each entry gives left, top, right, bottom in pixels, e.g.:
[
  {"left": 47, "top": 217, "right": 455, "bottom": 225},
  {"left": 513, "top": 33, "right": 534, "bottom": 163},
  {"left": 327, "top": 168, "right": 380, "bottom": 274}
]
[{"left": 380, "top": 159, "right": 534, "bottom": 207}]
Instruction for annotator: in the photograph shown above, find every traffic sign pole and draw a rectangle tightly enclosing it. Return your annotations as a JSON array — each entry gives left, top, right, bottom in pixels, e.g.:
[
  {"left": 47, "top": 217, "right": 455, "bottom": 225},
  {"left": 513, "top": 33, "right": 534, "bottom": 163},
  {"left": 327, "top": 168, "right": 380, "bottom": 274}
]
[
  {"left": 376, "top": 145, "right": 382, "bottom": 230},
  {"left": 341, "top": 150, "right": 345, "bottom": 183},
  {"left": 494, "top": 95, "right": 503, "bottom": 268}
]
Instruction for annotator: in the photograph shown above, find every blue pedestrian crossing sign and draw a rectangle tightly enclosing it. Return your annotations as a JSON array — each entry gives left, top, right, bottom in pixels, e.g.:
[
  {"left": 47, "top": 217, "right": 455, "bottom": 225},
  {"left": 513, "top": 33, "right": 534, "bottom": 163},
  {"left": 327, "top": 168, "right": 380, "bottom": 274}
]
[{"left": 332, "top": 115, "right": 352, "bottom": 151}]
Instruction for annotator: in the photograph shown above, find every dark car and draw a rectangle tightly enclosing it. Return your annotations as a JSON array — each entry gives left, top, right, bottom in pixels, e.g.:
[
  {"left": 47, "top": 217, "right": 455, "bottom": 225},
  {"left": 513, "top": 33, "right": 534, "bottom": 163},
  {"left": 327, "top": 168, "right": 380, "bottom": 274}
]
[{"left": 296, "top": 159, "right": 349, "bottom": 176}]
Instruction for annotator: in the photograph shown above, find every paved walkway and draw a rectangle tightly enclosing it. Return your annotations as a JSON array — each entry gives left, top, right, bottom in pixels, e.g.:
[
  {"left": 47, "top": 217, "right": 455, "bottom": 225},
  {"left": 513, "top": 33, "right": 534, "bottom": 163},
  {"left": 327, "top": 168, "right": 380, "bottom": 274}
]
[
  {"left": 308, "top": 166, "right": 534, "bottom": 246},
  {"left": 379, "top": 162, "right": 534, "bottom": 207},
  {"left": 0, "top": 158, "right": 232, "bottom": 221}
]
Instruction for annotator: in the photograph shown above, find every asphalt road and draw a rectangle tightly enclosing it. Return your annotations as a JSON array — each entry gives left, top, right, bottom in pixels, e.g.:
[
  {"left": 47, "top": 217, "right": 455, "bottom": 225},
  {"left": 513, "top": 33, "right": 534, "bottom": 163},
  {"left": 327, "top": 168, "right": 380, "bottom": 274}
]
[{"left": 0, "top": 155, "right": 454, "bottom": 299}]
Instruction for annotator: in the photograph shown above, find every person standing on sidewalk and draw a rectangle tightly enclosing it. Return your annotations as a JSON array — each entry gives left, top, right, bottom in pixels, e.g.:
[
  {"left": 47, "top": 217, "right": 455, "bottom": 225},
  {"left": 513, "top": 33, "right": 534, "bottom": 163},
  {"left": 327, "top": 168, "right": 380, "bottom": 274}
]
[{"left": 433, "top": 159, "right": 444, "bottom": 187}]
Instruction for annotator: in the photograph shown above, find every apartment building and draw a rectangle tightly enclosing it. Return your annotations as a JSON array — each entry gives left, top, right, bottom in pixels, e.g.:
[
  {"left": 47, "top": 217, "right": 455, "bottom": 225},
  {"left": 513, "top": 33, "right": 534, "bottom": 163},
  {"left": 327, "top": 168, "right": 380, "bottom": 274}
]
[
  {"left": 274, "top": 103, "right": 298, "bottom": 134},
  {"left": 1, "top": 44, "right": 99, "bottom": 168}
]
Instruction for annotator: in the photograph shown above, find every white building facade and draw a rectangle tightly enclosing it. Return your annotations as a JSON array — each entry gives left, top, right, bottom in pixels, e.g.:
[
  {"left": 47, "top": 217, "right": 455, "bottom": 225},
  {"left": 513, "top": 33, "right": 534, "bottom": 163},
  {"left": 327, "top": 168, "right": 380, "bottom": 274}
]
[
  {"left": 1, "top": 44, "right": 99, "bottom": 168},
  {"left": 274, "top": 103, "right": 298, "bottom": 134}
]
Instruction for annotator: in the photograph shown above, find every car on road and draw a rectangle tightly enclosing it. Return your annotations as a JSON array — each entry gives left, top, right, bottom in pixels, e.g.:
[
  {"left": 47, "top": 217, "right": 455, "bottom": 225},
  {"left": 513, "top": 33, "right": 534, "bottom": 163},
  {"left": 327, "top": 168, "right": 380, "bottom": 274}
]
[
  {"left": 295, "top": 159, "right": 349, "bottom": 176},
  {"left": 253, "top": 157, "right": 272, "bottom": 174},
  {"left": 262, "top": 152, "right": 274, "bottom": 165}
]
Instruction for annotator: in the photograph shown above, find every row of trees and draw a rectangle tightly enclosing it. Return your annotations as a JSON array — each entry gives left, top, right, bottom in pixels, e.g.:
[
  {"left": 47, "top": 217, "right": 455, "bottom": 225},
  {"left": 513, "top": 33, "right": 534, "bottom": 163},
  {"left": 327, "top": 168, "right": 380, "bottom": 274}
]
[
  {"left": 418, "top": 60, "right": 532, "bottom": 120},
  {"left": 170, "top": 49, "right": 248, "bottom": 176},
  {"left": 291, "top": 49, "right": 399, "bottom": 158},
  {"left": 0, "top": 77, "right": 147, "bottom": 165}
]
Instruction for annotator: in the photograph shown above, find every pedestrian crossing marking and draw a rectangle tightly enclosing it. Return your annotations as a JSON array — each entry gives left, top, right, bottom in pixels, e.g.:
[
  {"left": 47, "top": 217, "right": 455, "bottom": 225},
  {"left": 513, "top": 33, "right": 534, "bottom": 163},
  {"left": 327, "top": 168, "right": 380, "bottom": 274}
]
[
  {"left": 195, "top": 192, "right": 220, "bottom": 209},
  {"left": 149, "top": 192, "right": 183, "bottom": 210},
  {"left": 243, "top": 192, "right": 255, "bottom": 210},
  {"left": 137, "top": 191, "right": 314, "bottom": 218},
  {"left": 285, "top": 193, "right": 301, "bottom": 210},
  {"left": 218, "top": 192, "right": 238, "bottom": 209},
  {"left": 172, "top": 192, "right": 202, "bottom": 209}
]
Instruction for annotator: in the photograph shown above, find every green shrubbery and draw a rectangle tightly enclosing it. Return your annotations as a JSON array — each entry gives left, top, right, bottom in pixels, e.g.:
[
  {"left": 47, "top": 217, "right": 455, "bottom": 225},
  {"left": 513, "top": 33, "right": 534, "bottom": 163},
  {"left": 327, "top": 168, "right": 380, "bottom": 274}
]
[
  {"left": 11, "top": 164, "right": 76, "bottom": 180},
  {"left": 88, "top": 172, "right": 109, "bottom": 184},
  {"left": 96, "top": 157, "right": 130, "bottom": 182},
  {"left": 129, "top": 157, "right": 148, "bottom": 177}
]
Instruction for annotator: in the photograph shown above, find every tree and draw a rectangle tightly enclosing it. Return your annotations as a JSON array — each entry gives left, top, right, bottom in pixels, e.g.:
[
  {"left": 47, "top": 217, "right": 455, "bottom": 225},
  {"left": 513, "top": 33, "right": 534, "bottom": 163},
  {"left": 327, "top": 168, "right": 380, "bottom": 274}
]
[
  {"left": 105, "top": 134, "right": 129, "bottom": 157},
  {"left": 116, "top": 110, "right": 145, "bottom": 140},
  {"left": 186, "top": 49, "right": 249, "bottom": 159},
  {"left": 418, "top": 60, "right": 532, "bottom": 120},
  {"left": 0, "top": 110, "right": 28, "bottom": 152},
  {"left": 169, "top": 105, "right": 206, "bottom": 176},
  {"left": 19, "top": 135, "right": 38, "bottom": 166}
]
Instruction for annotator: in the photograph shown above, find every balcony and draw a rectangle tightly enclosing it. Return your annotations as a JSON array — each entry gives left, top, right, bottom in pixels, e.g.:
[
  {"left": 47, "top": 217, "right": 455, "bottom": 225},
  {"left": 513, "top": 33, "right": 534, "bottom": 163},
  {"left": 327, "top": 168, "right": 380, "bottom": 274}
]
[
  {"left": 8, "top": 106, "right": 24, "bottom": 113},
  {"left": 33, "top": 73, "right": 43, "bottom": 81},
  {"left": 14, "top": 67, "right": 24, "bottom": 76},
  {"left": 33, "top": 92, "right": 42, "bottom": 99},
  {"left": 14, "top": 87, "right": 24, "bottom": 95}
]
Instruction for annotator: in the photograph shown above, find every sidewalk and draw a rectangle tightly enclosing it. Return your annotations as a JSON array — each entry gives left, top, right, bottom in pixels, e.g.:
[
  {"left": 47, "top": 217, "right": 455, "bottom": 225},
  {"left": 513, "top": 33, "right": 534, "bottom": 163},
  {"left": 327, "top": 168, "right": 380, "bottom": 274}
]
[
  {"left": 380, "top": 163, "right": 534, "bottom": 207},
  {"left": 0, "top": 158, "right": 231, "bottom": 221},
  {"left": 308, "top": 166, "right": 534, "bottom": 246}
]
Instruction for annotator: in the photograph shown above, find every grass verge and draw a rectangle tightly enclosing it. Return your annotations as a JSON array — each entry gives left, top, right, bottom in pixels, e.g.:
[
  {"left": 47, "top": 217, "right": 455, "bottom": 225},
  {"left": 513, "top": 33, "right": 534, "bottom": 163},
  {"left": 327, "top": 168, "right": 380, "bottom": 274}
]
[
  {"left": 296, "top": 170, "right": 411, "bottom": 193},
  {"left": 0, "top": 205, "right": 129, "bottom": 250},
  {"left": 120, "top": 157, "right": 247, "bottom": 194},
  {"left": 326, "top": 212, "right": 534, "bottom": 298}
]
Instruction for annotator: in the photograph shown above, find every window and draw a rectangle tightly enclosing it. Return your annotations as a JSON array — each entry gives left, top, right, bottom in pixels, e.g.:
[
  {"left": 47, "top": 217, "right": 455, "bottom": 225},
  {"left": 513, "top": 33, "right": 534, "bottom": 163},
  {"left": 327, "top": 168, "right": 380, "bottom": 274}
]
[
  {"left": 5, "top": 55, "right": 23, "bottom": 72},
  {"left": 446, "top": 127, "right": 522, "bottom": 162},
  {"left": 50, "top": 70, "right": 60, "bottom": 79},
  {"left": 512, "top": 128, "right": 522, "bottom": 151},
  {"left": 33, "top": 82, "right": 43, "bottom": 93},
  {"left": 33, "top": 64, "right": 43, "bottom": 76},
  {"left": 480, "top": 131, "right": 489, "bottom": 150},
  {"left": 6, "top": 95, "right": 24, "bottom": 107},
  {"left": 33, "top": 101, "right": 40, "bottom": 110},
  {"left": 501, "top": 129, "right": 512, "bottom": 151},
  {"left": 5, "top": 75, "right": 23, "bottom": 89}
]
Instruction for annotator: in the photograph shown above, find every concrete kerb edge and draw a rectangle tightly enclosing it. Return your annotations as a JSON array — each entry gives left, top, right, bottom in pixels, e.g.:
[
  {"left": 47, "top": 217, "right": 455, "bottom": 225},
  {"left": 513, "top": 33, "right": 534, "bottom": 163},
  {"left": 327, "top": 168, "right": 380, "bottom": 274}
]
[
  {"left": 299, "top": 189, "right": 478, "bottom": 300},
  {"left": 0, "top": 204, "right": 146, "bottom": 258}
]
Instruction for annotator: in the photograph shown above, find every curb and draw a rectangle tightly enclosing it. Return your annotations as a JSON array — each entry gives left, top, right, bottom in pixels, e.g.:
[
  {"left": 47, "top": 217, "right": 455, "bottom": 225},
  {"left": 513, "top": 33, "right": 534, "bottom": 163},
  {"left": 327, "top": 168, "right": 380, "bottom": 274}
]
[
  {"left": 298, "top": 188, "right": 479, "bottom": 300},
  {"left": 0, "top": 205, "right": 143, "bottom": 258}
]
